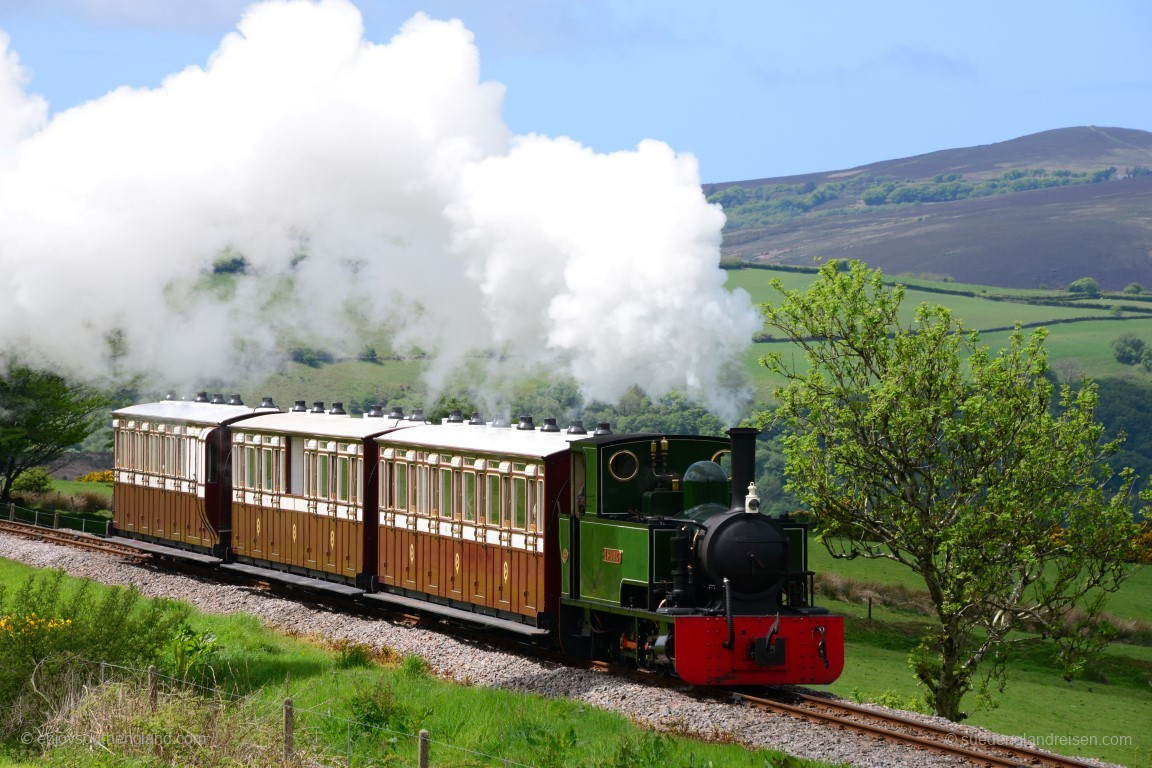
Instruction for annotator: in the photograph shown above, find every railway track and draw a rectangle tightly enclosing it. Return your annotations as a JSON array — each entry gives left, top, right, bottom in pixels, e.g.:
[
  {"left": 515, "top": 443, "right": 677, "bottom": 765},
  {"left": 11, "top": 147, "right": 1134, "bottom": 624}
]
[
  {"left": 0, "top": 523, "right": 1115, "bottom": 768},
  {"left": 735, "top": 689, "right": 1106, "bottom": 768},
  {"left": 0, "top": 519, "right": 144, "bottom": 559}
]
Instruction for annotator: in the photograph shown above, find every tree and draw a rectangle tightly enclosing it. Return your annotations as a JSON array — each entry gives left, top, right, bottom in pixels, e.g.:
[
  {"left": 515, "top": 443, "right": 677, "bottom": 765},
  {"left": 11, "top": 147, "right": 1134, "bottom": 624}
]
[
  {"left": 0, "top": 363, "right": 114, "bottom": 502},
  {"left": 1111, "top": 333, "right": 1145, "bottom": 365},
  {"left": 1067, "top": 277, "right": 1101, "bottom": 297},
  {"left": 757, "top": 261, "right": 1139, "bottom": 721},
  {"left": 1123, "top": 282, "right": 1143, "bottom": 295}
]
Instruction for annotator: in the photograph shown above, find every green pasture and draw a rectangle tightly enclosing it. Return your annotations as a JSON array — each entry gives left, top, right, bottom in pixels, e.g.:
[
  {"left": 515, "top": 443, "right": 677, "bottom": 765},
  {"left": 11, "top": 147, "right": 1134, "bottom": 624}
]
[
  {"left": 808, "top": 533, "right": 1152, "bottom": 765},
  {"left": 825, "top": 594, "right": 1152, "bottom": 767},
  {"left": 49, "top": 479, "right": 112, "bottom": 500},
  {"left": 252, "top": 358, "right": 425, "bottom": 412},
  {"left": 725, "top": 267, "right": 1124, "bottom": 330}
]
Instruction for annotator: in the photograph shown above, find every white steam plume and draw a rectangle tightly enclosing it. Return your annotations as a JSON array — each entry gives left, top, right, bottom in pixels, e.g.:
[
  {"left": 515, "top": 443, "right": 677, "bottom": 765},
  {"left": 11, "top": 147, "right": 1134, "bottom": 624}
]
[{"left": 0, "top": 0, "right": 760, "bottom": 421}]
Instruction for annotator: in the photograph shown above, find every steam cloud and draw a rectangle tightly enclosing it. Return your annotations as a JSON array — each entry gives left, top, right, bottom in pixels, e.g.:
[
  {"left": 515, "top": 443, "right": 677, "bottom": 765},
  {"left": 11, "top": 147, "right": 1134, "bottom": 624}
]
[{"left": 0, "top": 0, "right": 760, "bottom": 421}]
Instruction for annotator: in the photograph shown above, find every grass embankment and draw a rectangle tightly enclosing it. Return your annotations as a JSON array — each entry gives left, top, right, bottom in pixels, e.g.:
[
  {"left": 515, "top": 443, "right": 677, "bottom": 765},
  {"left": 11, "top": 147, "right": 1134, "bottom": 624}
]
[
  {"left": 0, "top": 558, "right": 841, "bottom": 768},
  {"left": 808, "top": 541, "right": 1152, "bottom": 766}
]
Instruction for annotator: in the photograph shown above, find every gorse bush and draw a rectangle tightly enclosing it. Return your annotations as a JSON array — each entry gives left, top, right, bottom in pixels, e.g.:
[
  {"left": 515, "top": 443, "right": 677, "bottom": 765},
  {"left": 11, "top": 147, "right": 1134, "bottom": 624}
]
[
  {"left": 12, "top": 466, "right": 53, "bottom": 494},
  {"left": 78, "top": 470, "right": 114, "bottom": 483},
  {"left": 0, "top": 570, "right": 190, "bottom": 739}
]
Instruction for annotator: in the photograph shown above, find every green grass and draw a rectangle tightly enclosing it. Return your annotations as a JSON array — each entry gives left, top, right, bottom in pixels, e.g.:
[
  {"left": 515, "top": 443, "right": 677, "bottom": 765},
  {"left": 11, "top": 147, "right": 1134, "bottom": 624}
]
[
  {"left": 822, "top": 596, "right": 1152, "bottom": 767},
  {"left": 0, "top": 559, "right": 840, "bottom": 768},
  {"left": 807, "top": 536, "right": 1152, "bottom": 766},
  {"left": 49, "top": 480, "right": 112, "bottom": 500}
]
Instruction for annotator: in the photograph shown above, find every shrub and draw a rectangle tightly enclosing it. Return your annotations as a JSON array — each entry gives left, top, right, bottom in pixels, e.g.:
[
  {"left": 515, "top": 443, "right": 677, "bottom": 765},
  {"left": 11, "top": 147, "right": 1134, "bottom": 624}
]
[
  {"left": 1111, "top": 333, "right": 1145, "bottom": 365},
  {"left": 78, "top": 470, "right": 114, "bottom": 484},
  {"left": 1133, "top": 521, "right": 1152, "bottom": 564},
  {"left": 1068, "top": 277, "right": 1101, "bottom": 297},
  {"left": 0, "top": 570, "right": 190, "bottom": 738},
  {"left": 12, "top": 467, "right": 53, "bottom": 494}
]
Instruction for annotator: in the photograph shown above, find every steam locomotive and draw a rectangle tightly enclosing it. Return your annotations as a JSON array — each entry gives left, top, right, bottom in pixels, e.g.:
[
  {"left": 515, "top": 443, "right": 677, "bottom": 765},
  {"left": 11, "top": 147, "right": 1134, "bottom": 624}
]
[{"left": 111, "top": 394, "right": 843, "bottom": 686}]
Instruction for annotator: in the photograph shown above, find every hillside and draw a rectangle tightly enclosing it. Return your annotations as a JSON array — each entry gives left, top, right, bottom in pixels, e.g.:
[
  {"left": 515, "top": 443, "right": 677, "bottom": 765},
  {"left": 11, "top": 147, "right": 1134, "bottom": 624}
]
[{"left": 711, "top": 126, "right": 1152, "bottom": 291}]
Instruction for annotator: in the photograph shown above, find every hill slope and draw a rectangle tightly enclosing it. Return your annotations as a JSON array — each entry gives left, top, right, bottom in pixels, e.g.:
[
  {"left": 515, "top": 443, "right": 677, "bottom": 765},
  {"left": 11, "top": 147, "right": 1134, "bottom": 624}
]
[{"left": 712, "top": 127, "right": 1152, "bottom": 291}]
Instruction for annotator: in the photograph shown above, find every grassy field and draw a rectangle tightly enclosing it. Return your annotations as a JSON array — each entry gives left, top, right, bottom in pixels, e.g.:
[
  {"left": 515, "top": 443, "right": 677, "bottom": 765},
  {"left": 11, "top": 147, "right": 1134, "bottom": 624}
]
[
  {"left": 807, "top": 535, "right": 1152, "bottom": 766},
  {"left": 49, "top": 479, "right": 112, "bottom": 500},
  {"left": 0, "top": 558, "right": 840, "bottom": 768},
  {"left": 721, "top": 266, "right": 1152, "bottom": 405}
]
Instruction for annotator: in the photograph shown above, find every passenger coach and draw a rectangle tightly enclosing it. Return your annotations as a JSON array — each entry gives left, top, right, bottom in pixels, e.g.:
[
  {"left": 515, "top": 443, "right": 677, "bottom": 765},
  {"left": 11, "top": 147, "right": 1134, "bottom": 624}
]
[{"left": 112, "top": 394, "right": 276, "bottom": 557}]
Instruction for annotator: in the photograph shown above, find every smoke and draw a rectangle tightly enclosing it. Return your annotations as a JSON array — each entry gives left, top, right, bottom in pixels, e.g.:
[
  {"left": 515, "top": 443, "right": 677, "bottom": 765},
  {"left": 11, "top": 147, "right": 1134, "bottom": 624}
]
[{"left": 0, "top": 0, "right": 759, "bottom": 422}]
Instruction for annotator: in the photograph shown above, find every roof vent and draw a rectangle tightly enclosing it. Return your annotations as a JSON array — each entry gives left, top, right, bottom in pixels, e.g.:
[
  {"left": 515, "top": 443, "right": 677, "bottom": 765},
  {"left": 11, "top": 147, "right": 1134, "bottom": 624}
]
[
  {"left": 260, "top": 396, "right": 277, "bottom": 409},
  {"left": 408, "top": 408, "right": 425, "bottom": 422},
  {"left": 195, "top": 392, "right": 210, "bottom": 403},
  {"left": 541, "top": 417, "right": 560, "bottom": 432},
  {"left": 211, "top": 393, "right": 226, "bottom": 405},
  {"left": 291, "top": 400, "right": 307, "bottom": 412},
  {"left": 567, "top": 419, "right": 587, "bottom": 435},
  {"left": 468, "top": 412, "right": 485, "bottom": 426},
  {"left": 366, "top": 404, "right": 384, "bottom": 418},
  {"left": 492, "top": 416, "right": 511, "bottom": 428},
  {"left": 164, "top": 391, "right": 177, "bottom": 401},
  {"left": 594, "top": 422, "right": 613, "bottom": 435},
  {"left": 311, "top": 401, "right": 326, "bottom": 414},
  {"left": 329, "top": 402, "right": 346, "bottom": 415},
  {"left": 387, "top": 406, "right": 405, "bottom": 420},
  {"left": 227, "top": 394, "right": 244, "bottom": 406},
  {"left": 447, "top": 409, "right": 464, "bottom": 423},
  {"left": 516, "top": 416, "right": 536, "bottom": 431}
]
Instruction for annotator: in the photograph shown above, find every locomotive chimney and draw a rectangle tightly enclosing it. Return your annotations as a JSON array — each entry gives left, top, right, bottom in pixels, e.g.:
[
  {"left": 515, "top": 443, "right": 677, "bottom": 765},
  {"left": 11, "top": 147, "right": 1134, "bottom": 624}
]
[{"left": 727, "top": 427, "right": 759, "bottom": 511}]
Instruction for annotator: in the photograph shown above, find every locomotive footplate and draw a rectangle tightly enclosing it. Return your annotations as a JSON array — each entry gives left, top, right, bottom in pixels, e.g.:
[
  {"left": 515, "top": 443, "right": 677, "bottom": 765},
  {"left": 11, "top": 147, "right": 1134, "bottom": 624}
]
[{"left": 672, "top": 613, "right": 844, "bottom": 686}]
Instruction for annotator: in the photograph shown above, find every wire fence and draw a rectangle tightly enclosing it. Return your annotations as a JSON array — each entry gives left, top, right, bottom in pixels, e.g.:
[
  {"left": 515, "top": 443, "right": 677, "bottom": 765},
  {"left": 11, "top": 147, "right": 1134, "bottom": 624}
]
[
  {"left": 28, "top": 657, "right": 534, "bottom": 768},
  {"left": 3, "top": 501, "right": 112, "bottom": 537}
]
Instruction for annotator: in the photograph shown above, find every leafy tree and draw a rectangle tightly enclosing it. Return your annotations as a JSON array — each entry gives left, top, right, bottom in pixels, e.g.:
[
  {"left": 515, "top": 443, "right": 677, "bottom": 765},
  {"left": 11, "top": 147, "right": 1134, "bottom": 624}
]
[
  {"left": 0, "top": 363, "right": 114, "bottom": 502},
  {"left": 1111, "top": 333, "right": 1145, "bottom": 365},
  {"left": 757, "top": 261, "right": 1139, "bottom": 721},
  {"left": 1067, "top": 277, "right": 1101, "bottom": 297},
  {"left": 1123, "top": 282, "right": 1143, "bottom": 295}
]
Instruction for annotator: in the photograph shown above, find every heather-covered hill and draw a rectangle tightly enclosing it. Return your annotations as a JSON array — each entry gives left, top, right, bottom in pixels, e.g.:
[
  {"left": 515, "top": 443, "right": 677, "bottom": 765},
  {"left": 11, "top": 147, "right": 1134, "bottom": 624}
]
[{"left": 711, "top": 127, "right": 1152, "bottom": 290}]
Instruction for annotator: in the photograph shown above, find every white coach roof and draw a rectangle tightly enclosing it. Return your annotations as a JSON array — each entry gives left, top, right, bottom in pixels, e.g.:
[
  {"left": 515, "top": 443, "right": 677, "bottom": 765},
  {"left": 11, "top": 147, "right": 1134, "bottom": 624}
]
[
  {"left": 377, "top": 423, "right": 581, "bottom": 459},
  {"left": 233, "top": 410, "right": 413, "bottom": 440},
  {"left": 114, "top": 400, "right": 275, "bottom": 426}
]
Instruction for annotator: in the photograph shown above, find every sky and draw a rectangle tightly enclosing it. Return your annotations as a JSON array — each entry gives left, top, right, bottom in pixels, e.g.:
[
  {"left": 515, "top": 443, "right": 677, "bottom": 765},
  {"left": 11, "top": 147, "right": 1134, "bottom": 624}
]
[{"left": 2, "top": 0, "right": 1149, "bottom": 184}]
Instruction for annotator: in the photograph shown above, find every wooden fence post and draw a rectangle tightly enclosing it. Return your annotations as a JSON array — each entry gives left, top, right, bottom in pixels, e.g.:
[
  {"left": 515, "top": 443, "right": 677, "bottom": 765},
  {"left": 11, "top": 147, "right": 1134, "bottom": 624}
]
[
  {"left": 149, "top": 664, "right": 158, "bottom": 711},
  {"left": 283, "top": 697, "right": 294, "bottom": 762},
  {"left": 418, "top": 729, "right": 430, "bottom": 768},
  {"left": 8, "top": 502, "right": 14, "bottom": 521}
]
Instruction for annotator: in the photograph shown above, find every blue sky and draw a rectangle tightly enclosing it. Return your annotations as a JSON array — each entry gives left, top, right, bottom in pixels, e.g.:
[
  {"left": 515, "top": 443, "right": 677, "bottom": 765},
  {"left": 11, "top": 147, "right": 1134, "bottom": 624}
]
[{"left": 1, "top": 0, "right": 1149, "bottom": 183}]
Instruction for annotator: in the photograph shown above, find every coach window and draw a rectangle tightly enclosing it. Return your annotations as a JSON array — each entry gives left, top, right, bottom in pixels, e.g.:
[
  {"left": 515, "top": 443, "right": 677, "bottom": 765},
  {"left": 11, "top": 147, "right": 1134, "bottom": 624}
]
[
  {"left": 338, "top": 456, "right": 350, "bottom": 502},
  {"left": 394, "top": 462, "right": 408, "bottom": 511},
  {"left": 513, "top": 477, "right": 527, "bottom": 530},
  {"left": 415, "top": 465, "right": 429, "bottom": 515},
  {"left": 530, "top": 479, "right": 543, "bottom": 531},
  {"left": 486, "top": 474, "right": 501, "bottom": 526},
  {"left": 245, "top": 447, "right": 257, "bottom": 490},
  {"left": 318, "top": 454, "right": 330, "bottom": 499},
  {"left": 462, "top": 471, "right": 476, "bottom": 522},
  {"left": 439, "top": 469, "right": 453, "bottom": 518},
  {"left": 263, "top": 449, "right": 276, "bottom": 492}
]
